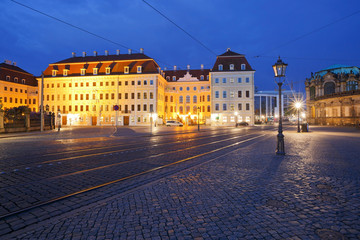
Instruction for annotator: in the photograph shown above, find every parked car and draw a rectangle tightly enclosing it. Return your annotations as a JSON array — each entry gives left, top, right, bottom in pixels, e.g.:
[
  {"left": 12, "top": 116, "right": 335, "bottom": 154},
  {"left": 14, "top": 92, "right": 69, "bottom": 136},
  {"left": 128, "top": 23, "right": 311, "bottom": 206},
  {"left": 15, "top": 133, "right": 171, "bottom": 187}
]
[
  {"left": 166, "top": 120, "right": 183, "bottom": 127},
  {"left": 236, "top": 122, "right": 249, "bottom": 127}
]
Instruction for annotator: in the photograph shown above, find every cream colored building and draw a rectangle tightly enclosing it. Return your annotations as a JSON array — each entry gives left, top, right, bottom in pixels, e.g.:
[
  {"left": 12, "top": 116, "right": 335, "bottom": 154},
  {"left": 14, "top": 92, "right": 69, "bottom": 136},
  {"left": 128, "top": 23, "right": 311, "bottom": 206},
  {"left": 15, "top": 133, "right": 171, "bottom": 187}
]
[
  {"left": 0, "top": 61, "right": 38, "bottom": 112},
  {"left": 40, "top": 50, "right": 166, "bottom": 126},
  {"left": 210, "top": 49, "right": 255, "bottom": 126}
]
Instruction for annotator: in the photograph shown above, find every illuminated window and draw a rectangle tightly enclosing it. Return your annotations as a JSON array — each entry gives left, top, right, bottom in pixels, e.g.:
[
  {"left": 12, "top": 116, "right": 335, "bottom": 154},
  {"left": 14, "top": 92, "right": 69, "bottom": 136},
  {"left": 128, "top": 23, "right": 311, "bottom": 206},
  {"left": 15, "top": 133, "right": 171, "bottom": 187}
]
[
  {"left": 137, "top": 66, "right": 142, "bottom": 73},
  {"left": 230, "top": 78, "right": 234, "bottom": 83},
  {"left": 21, "top": 79, "right": 26, "bottom": 84},
  {"left": 63, "top": 69, "right": 68, "bottom": 76},
  {"left": 179, "top": 96, "right": 183, "bottom": 103},
  {"left": 223, "top": 116, "right": 227, "bottom": 122},
  {"left": 93, "top": 68, "right": 98, "bottom": 75},
  {"left": 186, "top": 95, "right": 190, "bottom": 103},
  {"left": 106, "top": 67, "right": 111, "bottom": 75},
  {"left": 124, "top": 66, "right": 129, "bottom": 74},
  {"left": 52, "top": 70, "right": 57, "bottom": 77},
  {"left": 81, "top": 69, "right": 86, "bottom": 76}
]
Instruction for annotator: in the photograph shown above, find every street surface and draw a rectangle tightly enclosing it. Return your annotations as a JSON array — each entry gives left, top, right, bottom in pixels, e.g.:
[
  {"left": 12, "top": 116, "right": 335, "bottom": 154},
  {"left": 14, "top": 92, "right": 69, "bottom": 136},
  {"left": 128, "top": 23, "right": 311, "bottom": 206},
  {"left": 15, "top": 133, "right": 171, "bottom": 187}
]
[{"left": 0, "top": 125, "right": 359, "bottom": 239}]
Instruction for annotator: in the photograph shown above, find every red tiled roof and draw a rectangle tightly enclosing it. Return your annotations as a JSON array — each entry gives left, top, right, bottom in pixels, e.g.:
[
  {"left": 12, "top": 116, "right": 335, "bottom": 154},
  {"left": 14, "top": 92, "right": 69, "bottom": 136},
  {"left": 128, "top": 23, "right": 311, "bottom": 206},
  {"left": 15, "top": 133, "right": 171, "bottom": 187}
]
[{"left": 164, "top": 69, "right": 210, "bottom": 81}]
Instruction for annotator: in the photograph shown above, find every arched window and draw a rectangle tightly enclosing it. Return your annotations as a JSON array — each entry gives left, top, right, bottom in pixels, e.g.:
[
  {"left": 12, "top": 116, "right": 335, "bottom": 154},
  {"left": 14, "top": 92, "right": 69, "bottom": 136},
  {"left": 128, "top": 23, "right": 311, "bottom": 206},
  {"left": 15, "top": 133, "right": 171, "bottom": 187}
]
[
  {"left": 179, "top": 106, "right": 183, "bottom": 114},
  {"left": 170, "top": 106, "right": 173, "bottom": 112},
  {"left": 193, "top": 96, "right": 197, "bottom": 103},
  {"left": 170, "top": 96, "right": 173, "bottom": 102},
  {"left": 310, "top": 86, "right": 316, "bottom": 100},
  {"left": 207, "top": 95, "right": 210, "bottom": 101},
  {"left": 165, "top": 96, "right": 168, "bottom": 102},
  {"left": 218, "top": 64, "right": 223, "bottom": 71},
  {"left": 179, "top": 96, "right": 183, "bottom": 103},
  {"left": 193, "top": 106, "right": 197, "bottom": 113},
  {"left": 230, "top": 64, "right": 234, "bottom": 70},
  {"left": 324, "top": 82, "right": 335, "bottom": 95},
  {"left": 186, "top": 106, "right": 190, "bottom": 113},
  {"left": 186, "top": 95, "right": 190, "bottom": 103},
  {"left": 346, "top": 81, "right": 358, "bottom": 91}
]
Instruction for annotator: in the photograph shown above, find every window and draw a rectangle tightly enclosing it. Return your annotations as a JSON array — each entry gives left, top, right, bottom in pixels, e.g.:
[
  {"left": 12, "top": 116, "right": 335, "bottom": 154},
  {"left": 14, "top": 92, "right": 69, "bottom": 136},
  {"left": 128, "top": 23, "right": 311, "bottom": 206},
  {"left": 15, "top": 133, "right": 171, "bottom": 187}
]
[
  {"left": 193, "top": 96, "right": 197, "bottom": 103},
  {"left": 230, "top": 64, "right": 234, "bottom": 70},
  {"left": 222, "top": 78, "right": 227, "bottom": 83},
  {"left": 52, "top": 70, "right": 57, "bottom": 77},
  {"left": 223, "top": 91, "right": 227, "bottom": 98},
  {"left": 238, "top": 103, "right": 242, "bottom": 110},
  {"left": 118, "top": 93, "right": 122, "bottom": 99},
  {"left": 246, "top": 103, "right": 250, "bottom": 110},
  {"left": 150, "top": 92, "right": 153, "bottom": 99},
  {"left": 137, "top": 81, "right": 141, "bottom": 85},
  {"left": 200, "top": 75, "right": 204, "bottom": 80},
  {"left": 112, "top": 93, "right": 115, "bottom": 100},
  {"left": 137, "top": 66, "right": 142, "bottom": 73},
  {"left": 124, "top": 66, "right": 129, "bottom": 74},
  {"left": 310, "top": 86, "right": 316, "bottom": 100},
  {"left": 246, "top": 77, "right": 250, "bottom": 83},
  {"left": 172, "top": 76, "right": 176, "bottom": 81},
  {"left": 324, "top": 82, "right": 335, "bottom": 95},
  {"left": 215, "top": 104, "right": 219, "bottom": 111},
  {"left": 137, "top": 92, "right": 141, "bottom": 99},
  {"left": 86, "top": 94, "right": 89, "bottom": 100},
  {"left": 6, "top": 76, "right": 10, "bottom": 81},
  {"left": 207, "top": 95, "right": 210, "bottom": 101},
  {"left": 186, "top": 95, "right": 190, "bottom": 103},
  {"left": 215, "top": 78, "right": 219, "bottom": 84},
  {"left": 230, "top": 92, "right": 234, "bottom": 98},
  {"left": 143, "top": 104, "right": 147, "bottom": 111},
  {"left": 179, "top": 96, "right": 183, "bottom": 103},
  {"left": 144, "top": 80, "right": 147, "bottom": 85},
  {"left": 218, "top": 64, "right": 223, "bottom": 71},
  {"left": 223, "top": 104, "right": 227, "bottom": 111},
  {"left": 106, "top": 67, "right": 110, "bottom": 75},
  {"left": 143, "top": 92, "right": 147, "bottom": 99},
  {"left": 346, "top": 81, "right": 358, "bottom": 91},
  {"left": 223, "top": 116, "right": 228, "bottom": 122},
  {"left": 230, "top": 78, "right": 234, "bottom": 83},
  {"left": 179, "top": 106, "right": 184, "bottom": 114},
  {"left": 81, "top": 69, "right": 86, "bottom": 76},
  {"left": 125, "top": 93, "right": 128, "bottom": 99},
  {"left": 170, "top": 96, "right": 174, "bottom": 102},
  {"left": 230, "top": 104, "right": 234, "bottom": 111},
  {"left": 241, "top": 64, "right": 246, "bottom": 70},
  {"left": 246, "top": 91, "right": 250, "bottom": 98},
  {"left": 238, "top": 78, "right": 242, "bottom": 83},
  {"left": 93, "top": 68, "right": 98, "bottom": 75},
  {"left": 180, "top": 87, "right": 183, "bottom": 91},
  {"left": 131, "top": 105, "right": 135, "bottom": 111},
  {"left": 186, "top": 87, "right": 190, "bottom": 91},
  {"left": 238, "top": 91, "right": 242, "bottom": 98},
  {"left": 166, "top": 76, "right": 170, "bottom": 81},
  {"left": 132, "top": 81, "right": 135, "bottom": 86},
  {"left": 215, "top": 91, "right": 219, "bottom": 98},
  {"left": 194, "top": 87, "right": 197, "bottom": 91}
]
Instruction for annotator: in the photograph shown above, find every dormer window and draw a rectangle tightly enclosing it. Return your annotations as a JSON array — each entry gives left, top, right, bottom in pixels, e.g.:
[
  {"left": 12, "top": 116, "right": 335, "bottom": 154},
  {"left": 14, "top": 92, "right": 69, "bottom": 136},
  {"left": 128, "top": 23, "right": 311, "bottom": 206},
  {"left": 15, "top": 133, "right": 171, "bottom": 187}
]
[
  {"left": 200, "top": 75, "right": 204, "bottom": 80},
  {"left": 52, "top": 70, "right": 57, "bottom": 77},
  {"left": 81, "top": 69, "right": 86, "bottom": 76},
  {"left": 230, "top": 64, "right": 234, "bottom": 70},
  {"left": 241, "top": 64, "right": 246, "bottom": 70},
  {"left": 93, "top": 68, "right": 98, "bottom": 75},
  {"left": 106, "top": 67, "right": 111, "bottom": 75},
  {"left": 21, "top": 79, "right": 26, "bottom": 84},
  {"left": 218, "top": 64, "right": 223, "bottom": 71},
  {"left": 172, "top": 76, "right": 176, "bottom": 81},
  {"left": 166, "top": 76, "right": 170, "bottom": 81},
  {"left": 14, "top": 77, "right": 18, "bottom": 82},
  {"left": 124, "top": 66, "right": 129, "bottom": 74},
  {"left": 63, "top": 69, "right": 69, "bottom": 76},
  {"left": 6, "top": 76, "right": 10, "bottom": 81},
  {"left": 137, "top": 66, "right": 142, "bottom": 73}
]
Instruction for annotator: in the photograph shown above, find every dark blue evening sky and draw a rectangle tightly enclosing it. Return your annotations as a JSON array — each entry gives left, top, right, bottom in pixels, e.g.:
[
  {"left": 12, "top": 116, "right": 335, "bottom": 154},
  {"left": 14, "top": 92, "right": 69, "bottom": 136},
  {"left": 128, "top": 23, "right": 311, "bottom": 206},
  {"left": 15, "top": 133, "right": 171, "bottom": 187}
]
[{"left": 1, "top": 0, "right": 360, "bottom": 93}]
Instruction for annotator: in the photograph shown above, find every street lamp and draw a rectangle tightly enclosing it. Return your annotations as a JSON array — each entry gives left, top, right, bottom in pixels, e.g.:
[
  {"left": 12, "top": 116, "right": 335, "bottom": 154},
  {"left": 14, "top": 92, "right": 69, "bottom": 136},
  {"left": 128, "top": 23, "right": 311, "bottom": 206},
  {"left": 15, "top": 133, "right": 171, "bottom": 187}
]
[
  {"left": 272, "top": 56, "right": 287, "bottom": 155},
  {"left": 295, "top": 102, "right": 302, "bottom": 133},
  {"left": 197, "top": 107, "right": 200, "bottom": 131}
]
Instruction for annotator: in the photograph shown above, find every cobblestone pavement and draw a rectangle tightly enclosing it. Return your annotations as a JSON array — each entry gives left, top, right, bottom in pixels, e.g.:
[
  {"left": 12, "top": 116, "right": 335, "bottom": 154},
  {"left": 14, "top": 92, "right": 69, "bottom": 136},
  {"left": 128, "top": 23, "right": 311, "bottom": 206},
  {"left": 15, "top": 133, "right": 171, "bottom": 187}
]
[{"left": 3, "top": 126, "right": 360, "bottom": 239}]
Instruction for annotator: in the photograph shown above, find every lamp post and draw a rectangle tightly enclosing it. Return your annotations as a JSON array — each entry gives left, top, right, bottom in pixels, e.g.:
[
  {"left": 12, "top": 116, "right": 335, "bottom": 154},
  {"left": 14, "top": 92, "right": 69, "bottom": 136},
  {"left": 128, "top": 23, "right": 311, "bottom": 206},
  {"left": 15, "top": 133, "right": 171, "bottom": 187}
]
[
  {"left": 295, "top": 102, "right": 302, "bottom": 133},
  {"left": 197, "top": 106, "right": 200, "bottom": 131},
  {"left": 272, "top": 57, "right": 287, "bottom": 155}
]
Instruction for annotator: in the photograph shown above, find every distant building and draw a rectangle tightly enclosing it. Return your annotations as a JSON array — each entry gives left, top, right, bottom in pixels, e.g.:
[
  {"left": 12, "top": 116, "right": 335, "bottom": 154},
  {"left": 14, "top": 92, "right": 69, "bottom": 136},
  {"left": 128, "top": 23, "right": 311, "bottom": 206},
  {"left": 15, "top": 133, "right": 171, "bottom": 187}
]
[
  {"left": 210, "top": 48, "right": 255, "bottom": 125},
  {"left": 305, "top": 65, "right": 360, "bottom": 126},
  {"left": 0, "top": 61, "right": 38, "bottom": 112},
  {"left": 254, "top": 90, "right": 304, "bottom": 122}
]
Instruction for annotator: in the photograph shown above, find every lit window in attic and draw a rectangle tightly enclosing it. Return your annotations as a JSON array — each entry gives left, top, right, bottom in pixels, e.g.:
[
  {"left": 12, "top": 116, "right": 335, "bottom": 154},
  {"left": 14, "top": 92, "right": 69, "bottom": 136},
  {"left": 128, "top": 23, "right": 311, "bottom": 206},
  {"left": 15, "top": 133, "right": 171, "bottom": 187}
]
[
  {"left": 81, "top": 69, "right": 86, "bottom": 76},
  {"left": 52, "top": 70, "right": 57, "bottom": 77},
  {"left": 124, "top": 66, "right": 129, "bottom": 74},
  {"left": 63, "top": 69, "right": 69, "bottom": 76},
  {"left": 93, "top": 68, "right": 98, "bottom": 75},
  {"left": 137, "top": 66, "right": 142, "bottom": 73},
  {"left": 106, "top": 67, "right": 111, "bottom": 75}
]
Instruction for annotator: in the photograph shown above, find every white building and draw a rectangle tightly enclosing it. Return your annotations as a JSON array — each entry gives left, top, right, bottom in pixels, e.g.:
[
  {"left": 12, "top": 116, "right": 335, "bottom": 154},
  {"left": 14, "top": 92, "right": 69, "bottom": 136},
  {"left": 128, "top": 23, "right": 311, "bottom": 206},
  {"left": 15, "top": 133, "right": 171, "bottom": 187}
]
[{"left": 210, "top": 49, "right": 255, "bottom": 125}]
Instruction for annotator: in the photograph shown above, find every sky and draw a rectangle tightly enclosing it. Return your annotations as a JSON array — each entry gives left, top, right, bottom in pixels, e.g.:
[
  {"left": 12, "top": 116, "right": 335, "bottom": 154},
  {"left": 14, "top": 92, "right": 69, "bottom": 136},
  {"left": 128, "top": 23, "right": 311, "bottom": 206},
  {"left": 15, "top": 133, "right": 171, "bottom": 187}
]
[{"left": 1, "top": 0, "right": 360, "bottom": 93}]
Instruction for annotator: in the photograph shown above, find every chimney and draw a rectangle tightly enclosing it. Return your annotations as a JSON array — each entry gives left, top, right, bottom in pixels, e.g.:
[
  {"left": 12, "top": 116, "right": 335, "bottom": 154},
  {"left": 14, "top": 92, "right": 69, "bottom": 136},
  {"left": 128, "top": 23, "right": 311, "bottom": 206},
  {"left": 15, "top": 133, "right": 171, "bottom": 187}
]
[
  {"left": 201, "top": 64, "right": 204, "bottom": 70},
  {"left": 227, "top": 48, "right": 231, "bottom": 52},
  {"left": 72, "top": 52, "right": 76, "bottom": 57},
  {"left": 116, "top": 49, "right": 120, "bottom": 55},
  {"left": 174, "top": 65, "right": 177, "bottom": 71},
  {"left": 187, "top": 65, "right": 190, "bottom": 70},
  {"left": 13, "top": 62, "right": 17, "bottom": 66},
  {"left": 82, "top": 51, "right": 86, "bottom": 57},
  {"left": 93, "top": 51, "right": 97, "bottom": 56},
  {"left": 140, "top": 48, "right": 144, "bottom": 54},
  {"left": 105, "top": 50, "right": 109, "bottom": 56},
  {"left": 128, "top": 49, "right": 132, "bottom": 54}
]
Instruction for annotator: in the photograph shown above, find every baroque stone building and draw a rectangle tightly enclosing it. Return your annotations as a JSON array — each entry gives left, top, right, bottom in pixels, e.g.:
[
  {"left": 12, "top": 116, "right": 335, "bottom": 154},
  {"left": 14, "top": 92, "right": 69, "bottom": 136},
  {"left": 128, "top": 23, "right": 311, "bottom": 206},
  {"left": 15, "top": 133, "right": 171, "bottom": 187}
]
[{"left": 305, "top": 65, "right": 360, "bottom": 126}]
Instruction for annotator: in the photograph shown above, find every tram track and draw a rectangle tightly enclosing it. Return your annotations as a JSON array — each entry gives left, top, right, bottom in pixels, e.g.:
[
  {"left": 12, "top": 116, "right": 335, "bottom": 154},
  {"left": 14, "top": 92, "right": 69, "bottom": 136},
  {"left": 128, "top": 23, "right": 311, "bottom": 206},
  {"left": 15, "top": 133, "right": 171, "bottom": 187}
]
[{"left": 0, "top": 133, "right": 267, "bottom": 222}]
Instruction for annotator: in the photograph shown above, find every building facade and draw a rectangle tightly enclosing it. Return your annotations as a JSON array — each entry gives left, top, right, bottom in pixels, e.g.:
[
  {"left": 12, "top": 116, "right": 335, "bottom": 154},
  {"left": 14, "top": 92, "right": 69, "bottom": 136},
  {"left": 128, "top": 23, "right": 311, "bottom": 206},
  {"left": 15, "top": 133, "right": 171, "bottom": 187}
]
[
  {"left": 305, "top": 65, "right": 360, "bottom": 126},
  {"left": 210, "top": 49, "right": 255, "bottom": 125},
  {"left": 40, "top": 48, "right": 255, "bottom": 126},
  {"left": 0, "top": 61, "right": 38, "bottom": 112}
]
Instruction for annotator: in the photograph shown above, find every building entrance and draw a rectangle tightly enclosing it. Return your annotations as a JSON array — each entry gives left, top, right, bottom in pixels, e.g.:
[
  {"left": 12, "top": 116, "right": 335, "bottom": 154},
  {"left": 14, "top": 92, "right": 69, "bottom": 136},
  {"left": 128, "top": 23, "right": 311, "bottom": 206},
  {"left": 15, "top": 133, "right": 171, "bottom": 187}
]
[
  {"left": 123, "top": 116, "right": 129, "bottom": 125},
  {"left": 92, "top": 116, "right": 97, "bottom": 126}
]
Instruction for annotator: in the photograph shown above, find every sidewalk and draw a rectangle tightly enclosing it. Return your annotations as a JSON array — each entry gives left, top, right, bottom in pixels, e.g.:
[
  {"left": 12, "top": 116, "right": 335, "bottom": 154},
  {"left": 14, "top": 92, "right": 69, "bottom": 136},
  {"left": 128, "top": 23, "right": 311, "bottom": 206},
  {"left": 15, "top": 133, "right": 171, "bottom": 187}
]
[{"left": 7, "top": 128, "right": 360, "bottom": 239}]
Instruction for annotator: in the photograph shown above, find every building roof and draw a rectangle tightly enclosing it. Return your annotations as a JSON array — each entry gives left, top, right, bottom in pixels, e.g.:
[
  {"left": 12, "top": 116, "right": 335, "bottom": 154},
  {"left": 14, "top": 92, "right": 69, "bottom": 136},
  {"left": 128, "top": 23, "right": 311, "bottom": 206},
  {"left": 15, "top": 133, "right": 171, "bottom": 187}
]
[
  {"left": 316, "top": 65, "right": 359, "bottom": 77},
  {"left": 0, "top": 62, "right": 38, "bottom": 86},
  {"left": 43, "top": 53, "right": 160, "bottom": 77},
  {"left": 211, "top": 48, "right": 254, "bottom": 72},
  {"left": 164, "top": 69, "right": 210, "bottom": 82}
]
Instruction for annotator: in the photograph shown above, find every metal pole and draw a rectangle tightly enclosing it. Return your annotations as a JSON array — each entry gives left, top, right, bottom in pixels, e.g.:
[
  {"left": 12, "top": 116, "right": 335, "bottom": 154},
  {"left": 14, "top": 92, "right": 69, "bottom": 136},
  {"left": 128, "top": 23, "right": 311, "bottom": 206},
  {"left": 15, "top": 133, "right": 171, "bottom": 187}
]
[
  {"left": 197, "top": 107, "right": 200, "bottom": 132},
  {"left": 40, "top": 72, "right": 44, "bottom": 132},
  {"left": 276, "top": 81, "right": 285, "bottom": 155},
  {"left": 297, "top": 107, "right": 300, "bottom": 132}
]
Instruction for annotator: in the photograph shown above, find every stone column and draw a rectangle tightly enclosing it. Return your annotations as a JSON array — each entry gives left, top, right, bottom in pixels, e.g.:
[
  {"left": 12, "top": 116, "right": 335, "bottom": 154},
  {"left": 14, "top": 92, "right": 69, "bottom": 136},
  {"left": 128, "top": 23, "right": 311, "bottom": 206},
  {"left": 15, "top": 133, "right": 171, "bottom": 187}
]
[{"left": 0, "top": 110, "right": 4, "bottom": 133}]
